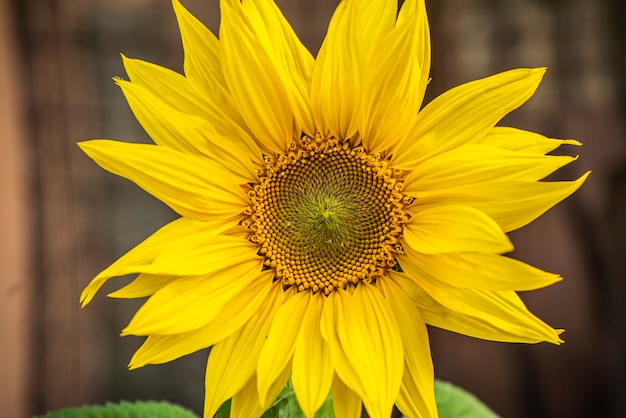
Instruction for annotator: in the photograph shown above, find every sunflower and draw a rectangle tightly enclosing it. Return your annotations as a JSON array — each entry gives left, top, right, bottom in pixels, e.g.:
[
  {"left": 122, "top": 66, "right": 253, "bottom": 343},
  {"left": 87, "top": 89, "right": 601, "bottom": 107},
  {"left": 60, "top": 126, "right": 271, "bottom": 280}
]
[{"left": 79, "top": 0, "right": 588, "bottom": 417}]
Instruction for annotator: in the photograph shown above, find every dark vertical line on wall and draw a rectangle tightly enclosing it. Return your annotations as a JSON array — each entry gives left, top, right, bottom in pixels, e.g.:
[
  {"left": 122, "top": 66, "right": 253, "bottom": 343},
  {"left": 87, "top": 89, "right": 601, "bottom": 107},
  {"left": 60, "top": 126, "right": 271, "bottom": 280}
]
[
  {"left": 605, "top": 166, "right": 626, "bottom": 418},
  {"left": 550, "top": 1, "right": 622, "bottom": 416},
  {"left": 424, "top": 0, "right": 452, "bottom": 104},
  {"left": 605, "top": 0, "right": 626, "bottom": 389},
  {"left": 12, "top": 0, "right": 48, "bottom": 412},
  {"left": 606, "top": 0, "right": 626, "bottom": 122},
  {"left": 489, "top": 0, "right": 519, "bottom": 71}
]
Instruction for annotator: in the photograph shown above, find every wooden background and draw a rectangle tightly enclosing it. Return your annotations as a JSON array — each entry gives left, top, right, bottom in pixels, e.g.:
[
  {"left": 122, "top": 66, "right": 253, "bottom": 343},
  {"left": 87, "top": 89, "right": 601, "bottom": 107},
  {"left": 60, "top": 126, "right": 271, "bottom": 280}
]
[{"left": 0, "top": 0, "right": 624, "bottom": 417}]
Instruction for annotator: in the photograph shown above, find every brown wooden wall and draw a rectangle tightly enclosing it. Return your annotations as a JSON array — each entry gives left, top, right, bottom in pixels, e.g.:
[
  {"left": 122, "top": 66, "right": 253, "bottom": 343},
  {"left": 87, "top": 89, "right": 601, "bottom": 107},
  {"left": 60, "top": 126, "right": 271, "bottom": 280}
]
[{"left": 0, "top": 0, "right": 624, "bottom": 417}]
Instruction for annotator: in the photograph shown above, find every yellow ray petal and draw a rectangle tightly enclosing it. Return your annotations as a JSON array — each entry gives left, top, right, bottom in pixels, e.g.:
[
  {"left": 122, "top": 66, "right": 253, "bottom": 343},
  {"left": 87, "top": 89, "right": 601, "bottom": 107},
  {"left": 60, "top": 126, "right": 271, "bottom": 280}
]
[
  {"left": 228, "top": 374, "right": 264, "bottom": 418},
  {"left": 172, "top": 0, "right": 231, "bottom": 112},
  {"left": 122, "top": 258, "right": 264, "bottom": 336},
  {"left": 310, "top": 0, "right": 398, "bottom": 143},
  {"left": 403, "top": 144, "right": 577, "bottom": 194},
  {"left": 396, "top": 0, "right": 430, "bottom": 96},
  {"left": 292, "top": 292, "right": 333, "bottom": 418},
  {"left": 321, "top": 292, "right": 364, "bottom": 397},
  {"left": 479, "top": 126, "right": 582, "bottom": 154},
  {"left": 219, "top": 0, "right": 293, "bottom": 154},
  {"left": 87, "top": 227, "right": 251, "bottom": 303},
  {"left": 230, "top": 363, "right": 292, "bottom": 418},
  {"left": 362, "top": 0, "right": 429, "bottom": 153},
  {"left": 311, "top": 0, "right": 363, "bottom": 139},
  {"left": 324, "top": 285, "right": 403, "bottom": 418},
  {"left": 257, "top": 290, "right": 311, "bottom": 405},
  {"left": 404, "top": 205, "right": 513, "bottom": 254},
  {"left": 379, "top": 279, "right": 437, "bottom": 418},
  {"left": 80, "top": 217, "right": 228, "bottom": 306},
  {"left": 239, "top": 0, "right": 315, "bottom": 136},
  {"left": 121, "top": 55, "right": 209, "bottom": 117},
  {"left": 107, "top": 274, "right": 175, "bottom": 299},
  {"left": 105, "top": 232, "right": 258, "bottom": 280},
  {"left": 359, "top": 0, "right": 397, "bottom": 48},
  {"left": 79, "top": 140, "right": 248, "bottom": 221},
  {"left": 115, "top": 79, "right": 258, "bottom": 183},
  {"left": 332, "top": 374, "right": 362, "bottom": 418},
  {"left": 122, "top": 55, "right": 264, "bottom": 166},
  {"left": 391, "top": 270, "right": 563, "bottom": 344},
  {"left": 174, "top": 0, "right": 268, "bottom": 163},
  {"left": 402, "top": 245, "right": 562, "bottom": 291},
  {"left": 128, "top": 273, "right": 274, "bottom": 369},
  {"left": 392, "top": 68, "right": 546, "bottom": 169},
  {"left": 409, "top": 172, "right": 590, "bottom": 232},
  {"left": 203, "top": 280, "right": 284, "bottom": 417},
  {"left": 115, "top": 79, "right": 209, "bottom": 155}
]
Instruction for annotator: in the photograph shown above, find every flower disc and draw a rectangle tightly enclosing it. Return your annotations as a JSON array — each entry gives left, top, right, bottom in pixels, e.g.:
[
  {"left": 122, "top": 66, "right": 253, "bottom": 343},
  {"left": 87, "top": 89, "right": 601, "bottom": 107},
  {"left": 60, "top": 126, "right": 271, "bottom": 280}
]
[{"left": 246, "top": 135, "right": 409, "bottom": 295}]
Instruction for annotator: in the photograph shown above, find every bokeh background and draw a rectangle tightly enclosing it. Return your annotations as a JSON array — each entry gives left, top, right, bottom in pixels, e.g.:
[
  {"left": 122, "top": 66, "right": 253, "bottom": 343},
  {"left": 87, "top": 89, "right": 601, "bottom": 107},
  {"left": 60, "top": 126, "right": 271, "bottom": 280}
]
[{"left": 1, "top": 0, "right": 624, "bottom": 417}]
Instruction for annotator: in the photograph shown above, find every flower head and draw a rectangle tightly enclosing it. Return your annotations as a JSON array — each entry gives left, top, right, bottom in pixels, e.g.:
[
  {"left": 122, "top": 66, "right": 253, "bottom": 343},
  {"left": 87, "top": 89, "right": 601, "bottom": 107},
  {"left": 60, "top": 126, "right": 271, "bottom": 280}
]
[{"left": 79, "top": 0, "right": 588, "bottom": 417}]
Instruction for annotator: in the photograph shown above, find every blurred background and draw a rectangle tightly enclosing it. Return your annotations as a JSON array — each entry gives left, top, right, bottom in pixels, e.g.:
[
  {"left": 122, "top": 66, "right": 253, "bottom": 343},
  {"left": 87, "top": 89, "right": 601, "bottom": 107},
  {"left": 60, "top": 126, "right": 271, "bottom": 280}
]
[{"left": 0, "top": 0, "right": 624, "bottom": 417}]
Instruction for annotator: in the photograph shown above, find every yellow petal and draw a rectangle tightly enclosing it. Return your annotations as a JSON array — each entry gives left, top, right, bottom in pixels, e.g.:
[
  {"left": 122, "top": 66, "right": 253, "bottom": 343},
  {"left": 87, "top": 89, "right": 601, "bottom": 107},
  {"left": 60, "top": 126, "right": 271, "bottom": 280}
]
[
  {"left": 401, "top": 246, "right": 562, "bottom": 291},
  {"left": 128, "top": 274, "right": 274, "bottom": 369},
  {"left": 122, "top": 258, "right": 264, "bottom": 335},
  {"left": 220, "top": 0, "right": 293, "bottom": 154},
  {"left": 292, "top": 293, "right": 333, "bottom": 418},
  {"left": 392, "top": 68, "right": 546, "bottom": 169},
  {"left": 332, "top": 374, "right": 362, "bottom": 418},
  {"left": 396, "top": 0, "right": 430, "bottom": 92},
  {"left": 172, "top": 0, "right": 231, "bottom": 112},
  {"left": 379, "top": 279, "right": 437, "bottom": 418},
  {"left": 403, "top": 144, "right": 577, "bottom": 194},
  {"left": 404, "top": 205, "right": 513, "bottom": 254},
  {"left": 228, "top": 374, "right": 264, "bottom": 418},
  {"left": 239, "top": 0, "right": 315, "bottom": 136},
  {"left": 230, "top": 363, "right": 292, "bottom": 418},
  {"left": 79, "top": 140, "right": 248, "bottom": 221},
  {"left": 257, "top": 290, "right": 311, "bottom": 405},
  {"left": 107, "top": 233, "right": 258, "bottom": 280},
  {"left": 174, "top": 0, "right": 266, "bottom": 163},
  {"left": 409, "top": 172, "right": 590, "bottom": 232},
  {"left": 121, "top": 54, "right": 214, "bottom": 120},
  {"left": 115, "top": 79, "right": 258, "bottom": 183},
  {"left": 203, "top": 280, "right": 284, "bottom": 417},
  {"left": 98, "top": 230, "right": 252, "bottom": 294},
  {"left": 311, "top": 0, "right": 398, "bottom": 144},
  {"left": 228, "top": 375, "right": 264, "bottom": 418},
  {"left": 80, "top": 217, "right": 228, "bottom": 306},
  {"left": 107, "top": 274, "right": 174, "bottom": 299},
  {"left": 479, "top": 126, "right": 582, "bottom": 154},
  {"left": 355, "top": 0, "right": 397, "bottom": 57},
  {"left": 311, "top": 0, "right": 363, "bottom": 139},
  {"left": 391, "top": 270, "right": 563, "bottom": 344},
  {"left": 321, "top": 292, "right": 364, "bottom": 397},
  {"left": 361, "top": 0, "right": 429, "bottom": 153},
  {"left": 324, "top": 285, "right": 403, "bottom": 418}
]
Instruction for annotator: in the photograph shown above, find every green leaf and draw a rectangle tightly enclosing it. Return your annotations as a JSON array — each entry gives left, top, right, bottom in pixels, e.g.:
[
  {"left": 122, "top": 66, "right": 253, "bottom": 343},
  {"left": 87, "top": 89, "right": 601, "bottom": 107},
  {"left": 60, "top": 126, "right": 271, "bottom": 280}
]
[
  {"left": 215, "top": 399, "right": 231, "bottom": 418},
  {"left": 435, "top": 380, "right": 500, "bottom": 418},
  {"left": 35, "top": 400, "right": 200, "bottom": 418}
]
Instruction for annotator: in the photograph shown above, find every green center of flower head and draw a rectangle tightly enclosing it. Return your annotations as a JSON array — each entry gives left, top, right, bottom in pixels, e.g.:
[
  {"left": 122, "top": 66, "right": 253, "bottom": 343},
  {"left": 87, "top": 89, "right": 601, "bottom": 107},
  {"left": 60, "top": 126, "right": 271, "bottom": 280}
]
[
  {"left": 303, "top": 195, "right": 350, "bottom": 246},
  {"left": 245, "top": 135, "right": 411, "bottom": 295}
]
